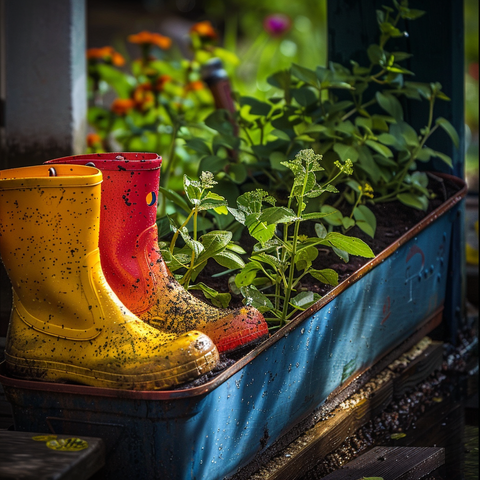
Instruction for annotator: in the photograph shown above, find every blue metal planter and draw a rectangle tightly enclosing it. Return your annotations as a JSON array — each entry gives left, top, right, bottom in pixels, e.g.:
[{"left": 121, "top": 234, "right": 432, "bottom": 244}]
[{"left": 0, "top": 174, "right": 467, "bottom": 480}]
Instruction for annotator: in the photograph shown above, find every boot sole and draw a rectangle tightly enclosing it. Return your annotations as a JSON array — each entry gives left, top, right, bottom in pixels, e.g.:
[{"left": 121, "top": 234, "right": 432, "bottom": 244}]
[{"left": 4, "top": 348, "right": 219, "bottom": 390}]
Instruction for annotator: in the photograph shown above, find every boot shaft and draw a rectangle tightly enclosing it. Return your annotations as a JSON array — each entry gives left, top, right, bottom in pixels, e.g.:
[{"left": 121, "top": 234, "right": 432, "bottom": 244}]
[
  {"left": 46, "top": 153, "right": 162, "bottom": 314},
  {"left": 0, "top": 164, "right": 103, "bottom": 335}
]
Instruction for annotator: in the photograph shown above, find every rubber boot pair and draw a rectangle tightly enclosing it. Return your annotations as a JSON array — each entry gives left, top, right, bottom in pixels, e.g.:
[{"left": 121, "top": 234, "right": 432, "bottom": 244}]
[
  {"left": 0, "top": 164, "right": 219, "bottom": 390},
  {"left": 45, "top": 153, "right": 269, "bottom": 354}
]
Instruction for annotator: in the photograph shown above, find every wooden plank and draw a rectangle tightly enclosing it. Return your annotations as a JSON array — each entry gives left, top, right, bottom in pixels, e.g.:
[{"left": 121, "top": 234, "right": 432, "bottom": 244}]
[
  {"left": 0, "top": 430, "right": 105, "bottom": 480},
  {"left": 319, "top": 446, "right": 445, "bottom": 480},
  {"left": 389, "top": 341, "right": 444, "bottom": 398}
]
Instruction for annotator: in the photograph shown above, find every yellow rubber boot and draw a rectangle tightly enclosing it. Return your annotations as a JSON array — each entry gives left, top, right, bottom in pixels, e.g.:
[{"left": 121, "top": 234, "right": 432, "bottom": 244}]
[{"left": 0, "top": 165, "right": 219, "bottom": 390}]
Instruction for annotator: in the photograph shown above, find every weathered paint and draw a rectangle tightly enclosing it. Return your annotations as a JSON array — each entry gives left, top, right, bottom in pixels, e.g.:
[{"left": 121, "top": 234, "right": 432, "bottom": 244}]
[{"left": 0, "top": 175, "right": 467, "bottom": 480}]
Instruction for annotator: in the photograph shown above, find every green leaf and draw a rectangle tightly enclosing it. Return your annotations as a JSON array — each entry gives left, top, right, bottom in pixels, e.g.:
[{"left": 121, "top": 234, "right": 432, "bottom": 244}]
[
  {"left": 198, "top": 192, "right": 228, "bottom": 212},
  {"left": 213, "top": 250, "right": 245, "bottom": 270},
  {"left": 430, "top": 150, "right": 453, "bottom": 168},
  {"left": 290, "top": 291, "right": 322, "bottom": 310},
  {"left": 309, "top": 268, "right": 339, "bottom": 286},
  {"left": 259, "top": 207, "right": 298, "bottom": 225},
  {"left": 435, "top": 117, "right": 459, "bottom": 148},
  {"left": 240, "top": 96, "right": 272, "bottom": 116},
  {"left": 358, "top": 146, "right": 381, "bottom": 184},
  {"left": 315, "top": 222, "right": 327, "bottom": 239},
  {"left": 295, "top": 246, "right": 319, "bottom": 271},
  {"left": 235, "top": 261, "right": 263, "bottom": 288},
  {"left": 400, "top": 8, "right": 425, "bottom": 19},
  {"left": 322, "top": 232, "right": 375, "bottom": 258},
  {"left": 367, "top": 44, "right": 385, "bottom": 65},
  {"left": 189, "top": 282, "right": 231, "bottom": 308},
  {"left": 240, "top": 285, "right": 274, "bottom": 313},
  {"left": 245, "top": 214, "right": 276, "bottom": 244},
  {"left": 228, "top": 207, "right": 246, "bottom": 225},
  {"left": 228, "top": 164, "right": 248, "bottom": 184},
  {"left": 159, "top": 186, "right": 191, "bottom": 213},
  {"left": 291, "top": 63, "right": 319, "bottom": 86},
  {"left": 196, "top": 230, "right": 233, "bottom": 265},
  {"left": 185, "top": 138, "right": 212, "bottom": 156},
  {"left": 251, "top": 253, "right": 281, "bottom": 270},
  {"left": 183, "top": 235, "right": 204, "bottom": 259},
  {"left": 332, "top": 246, "right": 349, "bottom": 263},
  {"left": 376, "top": 92, "right": 403, "bottom": 120},
  {"left": 269, "top": 129, "right": 291, "bottom": 141},
  {"left": 96, "top": 64, "right": 134, "bottom": 98},
  {"left": 292, "top": 86, "right": 317, "bottom": 107},
  {"left": 205, "top": 109, "right": 234, "bottom": 135},
  {"left": 302, "top": 212, "right": 333, "bottom": 221},
  {"left": 390, "top": 432, "right": 407, "bottom": 440},
  {"left": 269, "top": 152, "right": 290, "bottom": 172},
  {"left": 377, "top": 133, "right": 399, "bottom": 147},
  {"left": 198, "top": 155, "right": 228, "bottom": 175},
  {"left": 333, "top": 143, "right": 359, "bottom": 163},
  {"left": 391, "top": 121, "right": 419, "bottom": 147},
  {"left": 353, "top": 205, "right": 377, "bottom": 238},
  {"left": 397, "top": 193, "right": 429, "bottom": 211},
  {"left": 416, "top": 147, "right": 433, "bottom": 162},
  {"left": 183, "top": 175, "right": 202, "bottom": 204},
  {"left": 341, "top": 217, "right": 355, "bottom": 229},
  {"left": 365, "top": 139, "right": 394, "bottom": 158},
  {"left": 321, "top": 205, "right": 344, "bottom": 226}
]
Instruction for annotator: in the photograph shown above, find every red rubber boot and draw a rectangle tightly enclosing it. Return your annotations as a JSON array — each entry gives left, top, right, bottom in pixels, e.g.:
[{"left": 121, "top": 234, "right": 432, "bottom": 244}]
[{"left": 46, "top": 153, "right": 268, "bottom": 354}]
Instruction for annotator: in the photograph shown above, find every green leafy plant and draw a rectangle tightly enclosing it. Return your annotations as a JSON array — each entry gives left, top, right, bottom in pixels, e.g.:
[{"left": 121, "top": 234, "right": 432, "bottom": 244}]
[
  {"left": 85, "top": 22, "right": 238, "bottom": 212},
  {"left": 230, "top": 149, "right": 374, "bottom": 329},
  {"left": 186, "top": 0, "right": 459, "bottom": 238},
  {"left": 159, "top": 171, "right": 245, "bottom": 308}
]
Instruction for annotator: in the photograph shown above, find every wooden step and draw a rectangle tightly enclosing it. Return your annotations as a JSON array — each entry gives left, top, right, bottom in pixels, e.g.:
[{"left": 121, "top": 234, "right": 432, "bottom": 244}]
[
  {"left": 0, "top": 430, "right": 105, "bottom": 480},
  {"left": 320, "top": 446, "right": 444, "bottom": 480}
]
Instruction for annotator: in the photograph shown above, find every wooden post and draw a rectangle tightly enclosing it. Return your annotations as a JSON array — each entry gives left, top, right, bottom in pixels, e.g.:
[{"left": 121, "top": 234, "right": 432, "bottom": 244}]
[
  {"left": 0, "top": 0, "right": 87, "bottom": 169},
  {"left": 0, "top": 0, "right": 87, "bottom": 335}
]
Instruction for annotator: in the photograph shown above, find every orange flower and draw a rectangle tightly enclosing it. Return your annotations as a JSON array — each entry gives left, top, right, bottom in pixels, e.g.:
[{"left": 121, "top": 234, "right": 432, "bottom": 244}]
[
  {"left": 86, "top": 133, "right": 102, "bottom": 148},
  {"left": 128, "top": 31, "right": 172, "bottom": 50},
  {"left": 133, "top": 83, "right": 155, "bottom": 111},
  {"left": 185, "top": 80, "right": 205, "bottom": 92},
  {"left": 111, "top": 52, "right": 126, "bottom": 67},
  {"left": 111, "top": 98, "right": 135, "bottom": 116},
  {"left": 154, "top": 74, "right": 172, "bottom": 91},
  {"left": 86, "top": 46, "right": 125, "bottom": 66},
  {"left": 190, "top": 21, "right": 218, "bottom": 40}
]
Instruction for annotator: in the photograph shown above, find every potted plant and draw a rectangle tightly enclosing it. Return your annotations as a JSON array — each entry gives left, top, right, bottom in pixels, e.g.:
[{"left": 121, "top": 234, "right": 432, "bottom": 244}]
[{"left": 0, "top": 2, "right": 467, "bottom": 479}]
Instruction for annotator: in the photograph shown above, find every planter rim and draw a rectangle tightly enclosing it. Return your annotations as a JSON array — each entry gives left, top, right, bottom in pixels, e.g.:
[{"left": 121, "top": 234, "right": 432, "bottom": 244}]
[{"left": 0, "top": 173, "right": 467, "bottom": 400}]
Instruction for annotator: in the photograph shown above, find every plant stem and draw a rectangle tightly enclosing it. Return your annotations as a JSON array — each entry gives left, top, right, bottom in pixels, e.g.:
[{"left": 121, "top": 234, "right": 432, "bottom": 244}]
[{"left": 169, "top": 208, "right": 194, "bottom": 252}]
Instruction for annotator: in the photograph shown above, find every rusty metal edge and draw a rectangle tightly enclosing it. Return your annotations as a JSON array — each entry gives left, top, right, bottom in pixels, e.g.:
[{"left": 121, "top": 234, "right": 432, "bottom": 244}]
[{"left": 0, "top": 174, "right": 467, "bottom": 401}]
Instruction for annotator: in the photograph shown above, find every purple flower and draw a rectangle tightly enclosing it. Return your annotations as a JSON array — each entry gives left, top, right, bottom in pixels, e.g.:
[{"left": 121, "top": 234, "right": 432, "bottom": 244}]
[{"left": 263, "top": 14, "right": 291, "bottom": 37}]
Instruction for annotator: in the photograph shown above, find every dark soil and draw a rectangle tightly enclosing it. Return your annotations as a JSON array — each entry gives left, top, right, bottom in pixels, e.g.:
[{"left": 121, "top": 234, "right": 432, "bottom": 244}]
[{"left": 195, "top": 173, "right": 462, "bottom": 305}]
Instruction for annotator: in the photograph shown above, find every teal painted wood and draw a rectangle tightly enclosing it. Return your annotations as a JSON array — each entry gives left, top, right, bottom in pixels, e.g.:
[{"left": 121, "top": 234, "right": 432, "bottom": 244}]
[{"left": 0, "top": 177, "right": 466, "bottom": 480}]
